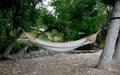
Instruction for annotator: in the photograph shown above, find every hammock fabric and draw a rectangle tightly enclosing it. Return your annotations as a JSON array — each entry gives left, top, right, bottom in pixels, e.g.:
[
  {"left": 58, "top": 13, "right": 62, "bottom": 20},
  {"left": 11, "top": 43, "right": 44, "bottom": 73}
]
[{"left": 24, "top": 31, "right": 98, "bottom": 52}]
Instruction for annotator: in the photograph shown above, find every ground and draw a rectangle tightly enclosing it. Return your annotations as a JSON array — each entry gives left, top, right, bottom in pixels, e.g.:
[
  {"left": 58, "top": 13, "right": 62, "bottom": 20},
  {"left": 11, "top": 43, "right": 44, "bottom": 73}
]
[{"left": 0, "top": 49, "right": 120, "bottom": 75}]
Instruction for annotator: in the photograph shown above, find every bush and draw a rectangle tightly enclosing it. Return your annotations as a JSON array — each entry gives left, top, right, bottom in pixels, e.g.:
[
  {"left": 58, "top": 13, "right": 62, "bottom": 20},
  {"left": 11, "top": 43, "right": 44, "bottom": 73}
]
[{"left": 10, "top": 40, "right": 42, "bottom": 54}]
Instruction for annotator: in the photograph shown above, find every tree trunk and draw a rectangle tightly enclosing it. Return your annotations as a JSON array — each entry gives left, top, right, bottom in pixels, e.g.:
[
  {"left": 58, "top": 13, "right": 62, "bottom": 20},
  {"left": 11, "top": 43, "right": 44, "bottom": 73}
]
[
  {"left": 113, "top": 36, "right": 120, "bottom": 60},
  {"left": 3, "top": 29, "right": 23, "bottom": 57},
  {"left": 97, "top": 0, "right": 120, "bottom": 69},
  {"left": 13, "top": 28, "right": 53, "bottom": 58}
]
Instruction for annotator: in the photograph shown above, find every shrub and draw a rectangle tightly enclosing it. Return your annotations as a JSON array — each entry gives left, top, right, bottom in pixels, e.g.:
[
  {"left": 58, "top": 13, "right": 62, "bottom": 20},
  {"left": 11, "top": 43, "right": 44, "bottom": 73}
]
[{"left": 10, "top": 40, "right": 42, "bottom": 54}]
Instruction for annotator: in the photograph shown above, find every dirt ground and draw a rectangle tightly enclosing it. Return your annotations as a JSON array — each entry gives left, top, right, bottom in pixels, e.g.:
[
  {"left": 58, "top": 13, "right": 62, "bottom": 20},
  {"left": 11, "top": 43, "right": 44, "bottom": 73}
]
[{"left": 0, "top": 49, "right": 120, "bottom": 75}]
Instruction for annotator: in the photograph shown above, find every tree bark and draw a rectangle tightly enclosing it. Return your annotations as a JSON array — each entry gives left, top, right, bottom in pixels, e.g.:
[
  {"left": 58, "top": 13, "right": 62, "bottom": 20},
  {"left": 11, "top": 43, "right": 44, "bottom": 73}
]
[
  {"left": 97, "top": 0, "right": 120, "bottom": 69},
  {"left": 3, "top": 29, "right": 23, "bottom": 57},
  {"left": 113, "top": 36, "right": 120, "bottom": 60}
]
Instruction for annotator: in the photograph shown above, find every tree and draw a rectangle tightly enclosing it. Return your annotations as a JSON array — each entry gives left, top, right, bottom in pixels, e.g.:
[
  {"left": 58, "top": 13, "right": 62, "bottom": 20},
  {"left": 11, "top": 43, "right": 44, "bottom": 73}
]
[
  {"left": 97, "top": 0, "right": 120, "bottom": 69},
  {"left": 113, "top": 36, "right": 120, "bottom": 60},
  {"left": 0, "top": 0, "right": 42, "bottom": 58}
]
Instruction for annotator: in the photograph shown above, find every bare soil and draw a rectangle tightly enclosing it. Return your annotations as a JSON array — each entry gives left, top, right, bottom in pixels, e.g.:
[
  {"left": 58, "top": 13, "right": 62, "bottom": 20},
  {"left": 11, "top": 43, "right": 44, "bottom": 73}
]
[{"left": 0, "top": 49, "right": 120, "bottom": 75}]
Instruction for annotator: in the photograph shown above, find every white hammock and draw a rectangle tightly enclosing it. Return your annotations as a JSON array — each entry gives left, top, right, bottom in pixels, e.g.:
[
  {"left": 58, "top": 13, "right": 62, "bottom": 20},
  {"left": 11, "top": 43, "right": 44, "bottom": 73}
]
[
  {"left": 24, "top": 31, "right": 98, "bottom": 52},
  {"left": 24, "top": 32, "right": 99, "bottom": 52}
]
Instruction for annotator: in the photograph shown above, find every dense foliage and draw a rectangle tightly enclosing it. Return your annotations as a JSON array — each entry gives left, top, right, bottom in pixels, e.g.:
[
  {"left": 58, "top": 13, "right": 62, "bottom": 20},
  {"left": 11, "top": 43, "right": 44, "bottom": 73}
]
[
  {"left": 100, "top": 0, "right": 115, "bottom": 6},
  {"left": 0, "top": 0, "right": 42, "bottom": 53},
  {"left": 41, "top": 0, "right": 105, "bottom": 41}
]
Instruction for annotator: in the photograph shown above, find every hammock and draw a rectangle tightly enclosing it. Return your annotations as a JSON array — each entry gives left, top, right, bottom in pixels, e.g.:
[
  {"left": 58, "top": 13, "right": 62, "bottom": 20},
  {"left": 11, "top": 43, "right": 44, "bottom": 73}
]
[
  {"left": 23, "top": 31, "right": 99, "bottom": 52},
  {"left": 22, "top": 16, "right": 118, "bottom": 52}
]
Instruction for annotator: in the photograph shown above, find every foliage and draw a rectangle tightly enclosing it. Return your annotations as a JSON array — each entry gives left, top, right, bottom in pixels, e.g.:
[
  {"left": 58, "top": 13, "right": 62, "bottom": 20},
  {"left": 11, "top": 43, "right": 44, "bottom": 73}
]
[
  {"left": 39, "top": 30, "right": 64, "bottom": 42},
  {"left": 0, "top": 27, "right": 17, "bottom": 53},
  {"left": 81, "top": 9, "right": 105, "bottom": 36},
  {"left": 0, "top": 0, "right": 42, "bottom": 53},
  {"left": 0, "top": 0, "right": 42, "bottom": 30},
  {"left": 41, "top": 0, "right": 105, "bottom": 42},
  {"left": 100, "top": 0, "right": 115, "bottom": 6}
]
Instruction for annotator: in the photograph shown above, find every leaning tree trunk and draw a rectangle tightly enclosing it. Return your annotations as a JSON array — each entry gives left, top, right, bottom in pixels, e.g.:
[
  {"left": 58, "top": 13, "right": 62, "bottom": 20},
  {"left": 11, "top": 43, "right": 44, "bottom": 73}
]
[
  {"left": 97, "top": 0, "right": 120, "bottom": 69},
  {"left": 113, "top": 36, "right": 120, "bottom": 60},
  {"left": 3, "top": 29, "right": 23, "bottom": 57}
]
